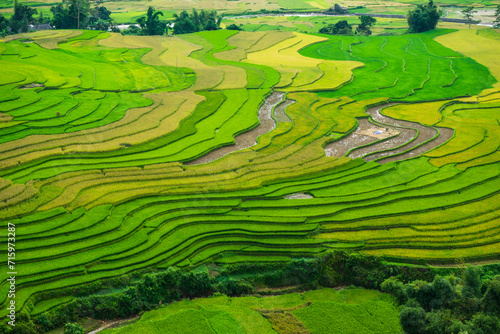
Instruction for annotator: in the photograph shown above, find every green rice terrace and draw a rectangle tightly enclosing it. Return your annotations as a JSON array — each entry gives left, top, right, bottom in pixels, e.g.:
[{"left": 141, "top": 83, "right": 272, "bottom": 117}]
[
  {"left": 100, "top": 288, "right": 402, "bottom": 334},
  {"left": 0, "top": 25, "right": 499, "bottom": 327}
]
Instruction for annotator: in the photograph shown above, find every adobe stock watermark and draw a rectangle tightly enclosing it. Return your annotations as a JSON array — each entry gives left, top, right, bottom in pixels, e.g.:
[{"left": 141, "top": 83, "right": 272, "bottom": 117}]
[{"left": 7, "top": 222, "right": 16, "bottom": 327}]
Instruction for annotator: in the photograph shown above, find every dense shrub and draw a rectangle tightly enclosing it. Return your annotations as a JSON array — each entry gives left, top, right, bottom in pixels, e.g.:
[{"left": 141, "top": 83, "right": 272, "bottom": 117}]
[
  {"left": 319, "top": 20, "right": 353, "bottom": 35},
  {"left": 381, "top": 270, "right": 500, "bottom": 334},
  {"left": 407, "top": 0, "right": 441, "bottom": 33},
  {"left": 226, "top": 23, "right": 242, "bottom": 30}
]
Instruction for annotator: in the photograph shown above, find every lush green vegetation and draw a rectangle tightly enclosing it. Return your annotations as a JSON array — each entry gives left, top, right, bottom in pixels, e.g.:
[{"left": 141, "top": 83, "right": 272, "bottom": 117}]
[
  {"left": 0, "top": 11, "right": 499, "bottom": 334},
  {"left": 382, "top": 268, "right": 500, "bottom": 333},
  {"left": 6, "top": 250, "right": 500, "bottom": 333},
  {"left": 99, "top": 287, "right": 401, "bottom": 334},
  {"left": 299, "top": 29, "right": 495, "bottom": 101},
  {"left": 0, "top": 250, "right": 440, "bottom": 333}
]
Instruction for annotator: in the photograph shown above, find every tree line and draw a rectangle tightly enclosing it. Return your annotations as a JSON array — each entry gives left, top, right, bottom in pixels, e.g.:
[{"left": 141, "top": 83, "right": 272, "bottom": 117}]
[
  {"left": 122, "top": 7, "right": 222, "bottom": 35},
  {"left": 319, "top": 1, "right": 500, "bottom": 35},
  {"left": 319, "top": 1, "right": 440, "bottom": 35},
  {"left": 319, "top": 15, "right": 377, "bottom": 36},
  {"left": 2, "top": 250, "right": 500, "bottom": 333},
  {"left": 0, "top": 0, "right": 222, "bottom": 37},
  {"left": 0, "top": 0, "right": 114, "bottom": 36}
]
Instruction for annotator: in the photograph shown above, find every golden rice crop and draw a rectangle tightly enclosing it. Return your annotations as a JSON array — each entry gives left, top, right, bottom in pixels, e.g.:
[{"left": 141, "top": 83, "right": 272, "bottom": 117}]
[
  {"left": 457, "top": 150, "right": 500, "bottom": 170},
  {"left": 214, "top": 31, "right": 268, "bottom": 62},
  {"left": 319, "top": 216, "right": 500, "bottom": 245},
  {"left": 382, "top": 100, "right": 448, "bottom": 126},
  {"left": 431, "top": 133, "right": 498, "bottom": 167},
  {"left": 0, "top": 184, "right": 25, "bottom": 202},
  {"left": 213, "top": 65, "right": 248, "bottom": 90},
  {"left": 46, "top": 145, "right": 340, "bottom": 210},
  {"left": 65, "top": 91, "right": 204, "bottom": 153},
  {"left": 0, "top": 184, "right": 38, "bottom": 208},
  {"left": 245, "top": 33, "right": 362, "bottom": 91},
  {"left": 0, "top": 91, "right": 202, "bottom": 168},
  {"left": 361, "top": 242, "right": 500, "bottom": 261},
  {"left": 435, "top": 29, "right": 500, "bottom": 88},
  {"left": 34, "top": 30, "right": 85, "bottom": 49},
  {"left": 251, "top": 123, "right": 294, "bottom": 151},
  {"left": 425, "top": 126, "right": 484, "bottom": 159},
  {"left": 245, "top": 31, "right": 295, "bottom": 53}
]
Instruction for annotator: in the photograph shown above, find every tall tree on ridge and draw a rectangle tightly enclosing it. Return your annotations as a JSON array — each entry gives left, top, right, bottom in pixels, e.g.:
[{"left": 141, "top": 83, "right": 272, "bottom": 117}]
[
  {"left": 407, "top": 0, "right": 441, "bottom": 33},
  {"left": 69, "top": 0, "right": 90, "bottom": 29},
  {"left": 461, "top": 6, "right": 479, "bottom": 29}
]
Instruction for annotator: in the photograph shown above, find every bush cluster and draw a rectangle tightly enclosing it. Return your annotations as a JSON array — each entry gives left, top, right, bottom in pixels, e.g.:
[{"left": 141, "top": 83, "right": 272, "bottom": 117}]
[{"left": 381, "top": 267, "right": 500, "bottom": 333}]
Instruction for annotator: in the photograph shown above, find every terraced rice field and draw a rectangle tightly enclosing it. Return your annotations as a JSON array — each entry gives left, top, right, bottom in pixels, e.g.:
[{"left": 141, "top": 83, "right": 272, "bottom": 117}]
[
  {"left": 100, "top": 288, "right": 401, "bottom": 334},
  {"left": 0, "top": 27, "right": 499, "bottom": 316}
]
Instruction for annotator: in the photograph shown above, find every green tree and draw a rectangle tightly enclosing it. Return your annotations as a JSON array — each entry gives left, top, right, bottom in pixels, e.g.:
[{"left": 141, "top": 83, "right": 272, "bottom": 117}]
[
  {"left": 482, "top": 277, "right": 500, "bottom": 315},
  {"left": 172, "top": 10, "right": 195, "bottom": 34},
  {"left": 381, "top": 276, "right": 408, "bottom": 305},
  {"left": 64, "top": 322, "right": 84, "bottom": 334},
  {"left": 37, "top": 10, "right": 50, "bottom": 24},
  {"left": 51, "top": 4, "right": 72, "bottom": 29},
  {"left": 87, "top": 4, "right": 112, "bottom": 30},
  {"left": 97, "top": 6, "right": 111, "bottom": 20},
  {"left": 430, "top": 276, "right": 455, "bottom": 310},
  {"left": 136, "top": 7, "right": 167, "bottom": 35},
  {"left": 407, "top": 0, "right": 441, "bottom": 33},
  {"left": 0, "top": 14, "right": 9, "bottom": 36},
  {"left": 50, "top": 0, "right": 89, "bottom": 29},
  {"left": 356, "top": 15, "right": 376, "bottom": 35},
  {"left": 226, "top": 23, "right": 242, "bottom": 30},
  {"left": 446, "top": 319, "right": 468, "bottom": 333},
  {"left": 466, "top": 313, "right": 500, "bottom": 334},
  {"left": 462, "top": 266, "right": 482, "bottom": 298},
  {"left": 400, "top": 301, "right": 427, "bottom": 334},
  {"left": 425, "top": 311, "right": 447, "bottom": 334},
  {"left": 10, "top": 0, "right": 37, "bottom": 33},
  {"left": 494, "top": 5, "right": 500, "bottom": 28},
  {"left": 122, "top": 24, "right": 141, "bottom": 35},
  {"left": 325, "top": 4, "right": 346, "bottom": 14},
  {"left": 319, "top": 20, "right": 353, "bottom": 35},
  {"left": 172, "top": 8, "right": 221, "bottom": 34},
  {"left": 461, "top": 6, "right": 479, "bottom": 29},
  {"left": 69, "top": 0, "right": 90, "bottom": 29}
]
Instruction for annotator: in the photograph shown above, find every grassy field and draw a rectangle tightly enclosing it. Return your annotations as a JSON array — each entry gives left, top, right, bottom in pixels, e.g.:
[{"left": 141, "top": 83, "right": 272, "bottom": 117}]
[
  {"left": 99, "top": 288, "right": 402, "bottom": 334},
  {"left": 0, "top": 25, "right": 499, "bottom": 322}
]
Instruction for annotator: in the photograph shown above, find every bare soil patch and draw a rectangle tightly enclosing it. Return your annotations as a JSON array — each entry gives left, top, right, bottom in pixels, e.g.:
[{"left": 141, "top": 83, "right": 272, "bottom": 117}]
[
  {"left": 284, "top": 193, "right": 314, "bottom": 199},
  {"left": 19, "top": 83, "right": 45, "bottom": 89}
]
